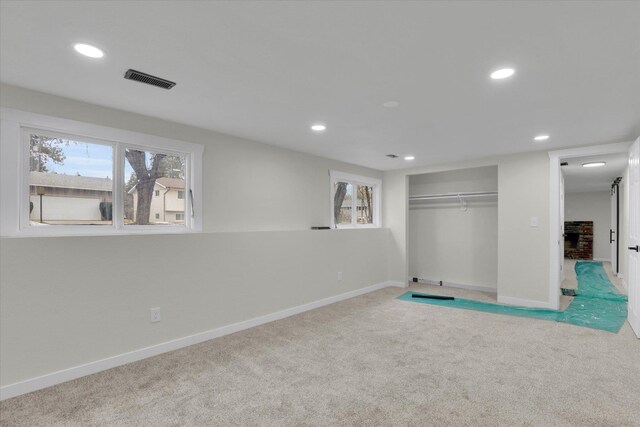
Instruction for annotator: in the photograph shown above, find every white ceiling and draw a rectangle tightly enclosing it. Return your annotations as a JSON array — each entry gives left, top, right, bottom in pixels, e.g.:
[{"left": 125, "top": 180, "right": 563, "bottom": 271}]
[
  {"left": 1, "top": 1, "right": 639, "bottom": 171},
  {"left": 562, "top": 153, "right": 628, "bottom": 193}
]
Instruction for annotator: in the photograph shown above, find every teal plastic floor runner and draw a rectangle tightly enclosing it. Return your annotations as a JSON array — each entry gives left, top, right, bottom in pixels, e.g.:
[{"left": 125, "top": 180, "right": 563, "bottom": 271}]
[{"left": 398, "top": 262, "right": 628, "bottom": 333}]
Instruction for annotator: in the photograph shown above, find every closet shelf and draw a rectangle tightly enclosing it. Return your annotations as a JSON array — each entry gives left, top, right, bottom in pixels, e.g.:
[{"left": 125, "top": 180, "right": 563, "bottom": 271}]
[
  {"left": 409, "top": 191, "right": 498, "bottom": 211},
  {"left": 409, "top": 191, "right": 498, "bottom": 201}
]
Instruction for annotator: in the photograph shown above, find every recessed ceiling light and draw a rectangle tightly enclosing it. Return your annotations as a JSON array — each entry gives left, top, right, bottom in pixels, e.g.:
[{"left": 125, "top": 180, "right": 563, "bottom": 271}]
[
  {"left": 490, "top": 68, "right": 515, "bottom": 80},
  {"left": 534, "top": 135, "right": 550, "bottom": 141},
  {"left": 73, "top": 43, "right": 104, "bottom": 58},
  {"left": 311, "top": 124, "right": 326, "bottom": 132},
  {"left": 383, "top": 101, "right": 400, "bottom": 108},
  {"left": 404, "top": 155, "right": 415, "bottom": 161},
  {"left": 582, "top": 162, "right": 606, "bottom": 168}
]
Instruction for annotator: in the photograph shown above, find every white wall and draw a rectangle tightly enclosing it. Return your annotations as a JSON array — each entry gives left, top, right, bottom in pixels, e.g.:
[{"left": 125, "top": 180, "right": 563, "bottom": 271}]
[
  {"left": 408, "top": 166, "right": 498, "bottom": 289},
  {"left": 497, "top": 151, "right": 550, "bottom": 304},
  {"left": 564, "top": 191, "right": 611, "bottom": 261},
  {"left": 0, "top": 85, "right": 391, "bottom": 390}
]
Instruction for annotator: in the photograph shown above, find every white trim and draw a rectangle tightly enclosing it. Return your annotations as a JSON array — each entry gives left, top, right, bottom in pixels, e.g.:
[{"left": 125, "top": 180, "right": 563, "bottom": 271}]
[
  {"left": 548, "top": 141, "right": 632, "bottom": 312},
  {"left": 497, "top": 295, "right": 557, "bottom": 309},
  {"left": 593, "top": 258, "right": 611, "bottom": 262},
  {"left": 0, "top": 280, "right": 403, "bottom": 401},
  {"left": 410, "top": 277, "right": 496, "bottom": 293},
  {"left": 0, "top": 108, "right": 204, "bottom": 237},
  {"left": 620, "top": 278, "right": 628, "bottom": 292}
]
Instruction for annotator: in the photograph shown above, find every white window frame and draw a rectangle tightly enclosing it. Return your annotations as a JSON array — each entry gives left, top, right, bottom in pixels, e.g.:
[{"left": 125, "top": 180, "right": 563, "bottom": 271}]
[
  {"left": 0, "top": 108, "right": 204, "bottom": 237},
  {"left": 329, "top": 170, "right": 381, "bottom": 229}
]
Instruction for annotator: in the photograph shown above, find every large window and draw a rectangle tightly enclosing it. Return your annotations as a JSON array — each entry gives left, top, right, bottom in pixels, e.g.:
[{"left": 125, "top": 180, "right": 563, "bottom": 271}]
[
  {"left": 0, "top": 109, "right": 203, "bottom": 237},
  {"left": 28, "top": 132, "right": 114, "bottom": 226},
  {"left": 330, "top": 170, "right": 381, "bottom": 228}
]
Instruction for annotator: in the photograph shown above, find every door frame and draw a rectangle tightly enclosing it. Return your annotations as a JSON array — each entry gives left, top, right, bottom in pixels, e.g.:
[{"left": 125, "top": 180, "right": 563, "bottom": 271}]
[{"left": 548, "top": 141, "right": 632, "bottom": 311}]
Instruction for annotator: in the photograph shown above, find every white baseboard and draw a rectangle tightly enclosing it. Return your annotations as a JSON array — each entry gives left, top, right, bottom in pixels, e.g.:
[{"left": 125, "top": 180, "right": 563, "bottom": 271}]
[
  {"left": 497, "top": 295, "right": 556, "bottom": 309},
  {"left": 0, "top": 280, "right": 402, "bottom": 401},
  {"left": 620, "top": 278, "right": 628, "bottom": 292},
  {"left": 410, "top": 277, "right": 496, "bottom": 294}
]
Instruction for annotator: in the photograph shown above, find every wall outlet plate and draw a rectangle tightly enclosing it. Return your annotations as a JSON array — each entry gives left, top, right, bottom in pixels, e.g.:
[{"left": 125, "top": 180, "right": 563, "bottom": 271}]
[{"left": 150, "top": 307, "right": 161, "bottom": 323}]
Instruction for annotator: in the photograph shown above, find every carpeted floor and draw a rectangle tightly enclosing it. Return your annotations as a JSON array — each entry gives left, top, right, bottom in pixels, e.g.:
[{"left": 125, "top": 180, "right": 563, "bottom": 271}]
[{"left": 1, "top": 284, "right": 639, "bottom": 426}]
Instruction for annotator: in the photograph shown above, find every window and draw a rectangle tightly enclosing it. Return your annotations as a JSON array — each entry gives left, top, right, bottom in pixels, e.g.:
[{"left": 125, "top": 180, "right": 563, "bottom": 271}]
[
  {"left": 329, "top": 171, "right": 381, "bottom": 228},
  {"left": 28, "top": 132, "right": 113, "bottom": 226},
  {"left": 124, "top": 148, "right": 186, "bottom": 226},
  {"left": 0, "top": 109, "right": 204, "bottom": 237}
]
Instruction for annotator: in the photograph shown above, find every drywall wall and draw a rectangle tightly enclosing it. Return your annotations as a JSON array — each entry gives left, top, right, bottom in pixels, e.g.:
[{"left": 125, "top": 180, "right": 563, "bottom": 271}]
[
  {"left": 408, "top": 166, "right": 498, "bottom": 289},
  {"left": 0, "top": 85, "right": 391, "bottom": 390},
  {"left": 0, "top": 84, "right": 381, "bottom": 232},
  {"left": 0, "top": 229, "right": 389, "bottom": 387},
  {"left": 564, "top": 191, "right": 611, "bottom": 261},
  {"left": 497, "top": 151, "right": 550, "bottom": 304}
]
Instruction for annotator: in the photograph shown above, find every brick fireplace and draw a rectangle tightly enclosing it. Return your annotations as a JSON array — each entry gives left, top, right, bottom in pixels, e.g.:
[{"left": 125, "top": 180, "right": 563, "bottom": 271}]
[{"left": 564, "top": 221, "right": 593, "bottom": 259}]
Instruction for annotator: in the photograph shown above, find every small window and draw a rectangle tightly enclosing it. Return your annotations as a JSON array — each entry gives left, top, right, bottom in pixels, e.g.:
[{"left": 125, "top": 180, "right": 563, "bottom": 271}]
[
  {"left": 177, "top": 190, "right": 184, "bottom": 199},
  {"left": 124, "top": 149, "right": 186, "bottom": 226},
  {"left": 155, "top": 213, "right": 160, "bottom": 219},
  {"left": 330, "top": 171, "right": 381, "bottom": 228},
  {"left": 176, "top": 213, "right": 184, "bottom": 221}
]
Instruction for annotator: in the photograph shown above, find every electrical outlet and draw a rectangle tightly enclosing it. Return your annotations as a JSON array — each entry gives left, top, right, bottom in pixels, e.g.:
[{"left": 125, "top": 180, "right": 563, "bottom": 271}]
[
  {"left": 150, "top": 307, "right": 161, "bottom": 323},
  {"left": 337, "top": 272, "right": 343, "bottom": 281}
]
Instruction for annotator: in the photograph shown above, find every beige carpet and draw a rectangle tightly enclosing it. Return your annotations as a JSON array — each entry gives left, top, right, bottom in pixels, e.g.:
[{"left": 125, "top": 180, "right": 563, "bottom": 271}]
[{"left": 1, "top": 285, "right": 639, "bottom": 426}]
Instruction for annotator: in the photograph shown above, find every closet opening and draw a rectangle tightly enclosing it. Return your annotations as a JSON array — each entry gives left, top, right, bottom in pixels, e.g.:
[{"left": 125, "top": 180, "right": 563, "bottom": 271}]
[{"left": 408, "top": 165, "right": 498, "bottom": 302}]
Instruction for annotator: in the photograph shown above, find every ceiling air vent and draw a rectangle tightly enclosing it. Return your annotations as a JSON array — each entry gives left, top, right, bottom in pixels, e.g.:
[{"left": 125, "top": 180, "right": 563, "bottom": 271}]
[
  {"left": 386, "top": 154, "right": 399, "bottom": 158},
  {"left": 124, "top": 69, "right": 176, "bottom": 90},
  {"left": 560, "top": 162, "right": 568, "bottom": 166}
]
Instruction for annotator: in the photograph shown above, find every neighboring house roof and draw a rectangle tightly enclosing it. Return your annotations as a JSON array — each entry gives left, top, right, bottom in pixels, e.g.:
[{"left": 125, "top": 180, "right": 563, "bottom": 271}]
[
  {"left": 128, "top": 177, "right": 185, "bottom": 194},
  {"left": 29, "top": 171, "right": 112, "bottom": 192},
  {"left": 155, "top": 177, "right": 185, "bottom": 189}
]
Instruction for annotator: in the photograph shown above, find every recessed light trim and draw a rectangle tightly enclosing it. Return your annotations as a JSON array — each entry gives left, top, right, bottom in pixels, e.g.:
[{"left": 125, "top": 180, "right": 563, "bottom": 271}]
[
  {"left": 582, "top": 162, "right": 606, "bottom": 168},
  {"left": 310, "top": 124, "right": 326, "bottom": 132},
  {"left": 404, "top": 156, "right": 415, "bottom": 161},
  {"left": 534, "top": 135, "right": 550, "bottom": 141},
  {"left": 490, "top": 68, "right": 515, "bottom": 80},
  {"left": 73, "top": 43, "right": 104, "bottom": 58}
]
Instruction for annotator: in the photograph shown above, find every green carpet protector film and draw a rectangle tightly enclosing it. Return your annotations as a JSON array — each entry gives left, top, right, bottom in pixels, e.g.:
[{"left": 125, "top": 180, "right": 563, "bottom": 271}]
[{"left": 397, "top": 262, "right": 628, "bottom": 333}]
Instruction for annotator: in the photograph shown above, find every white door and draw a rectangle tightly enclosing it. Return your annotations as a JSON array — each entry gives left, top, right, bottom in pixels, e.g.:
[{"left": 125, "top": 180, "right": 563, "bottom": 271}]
[
  {"left": 560, "top": 171, "right": 565, "bottom": 284},
  {"left": 628, "top": 138, "right": 640, "bottom": 338},
  {"left": 611, "top": 184, "right": 618, "bottom": 274}
]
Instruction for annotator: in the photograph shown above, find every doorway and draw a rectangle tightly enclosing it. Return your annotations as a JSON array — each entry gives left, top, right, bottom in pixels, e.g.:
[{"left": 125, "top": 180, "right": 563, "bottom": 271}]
[{"left": 549, "top": 141, "right": 633, "bottom": 318}]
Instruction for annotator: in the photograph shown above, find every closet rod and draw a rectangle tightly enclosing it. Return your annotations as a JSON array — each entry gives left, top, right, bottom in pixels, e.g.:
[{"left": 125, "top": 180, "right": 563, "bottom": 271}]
[{"left": 409, "top": 191, "right": 498, "bottom": 201}]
